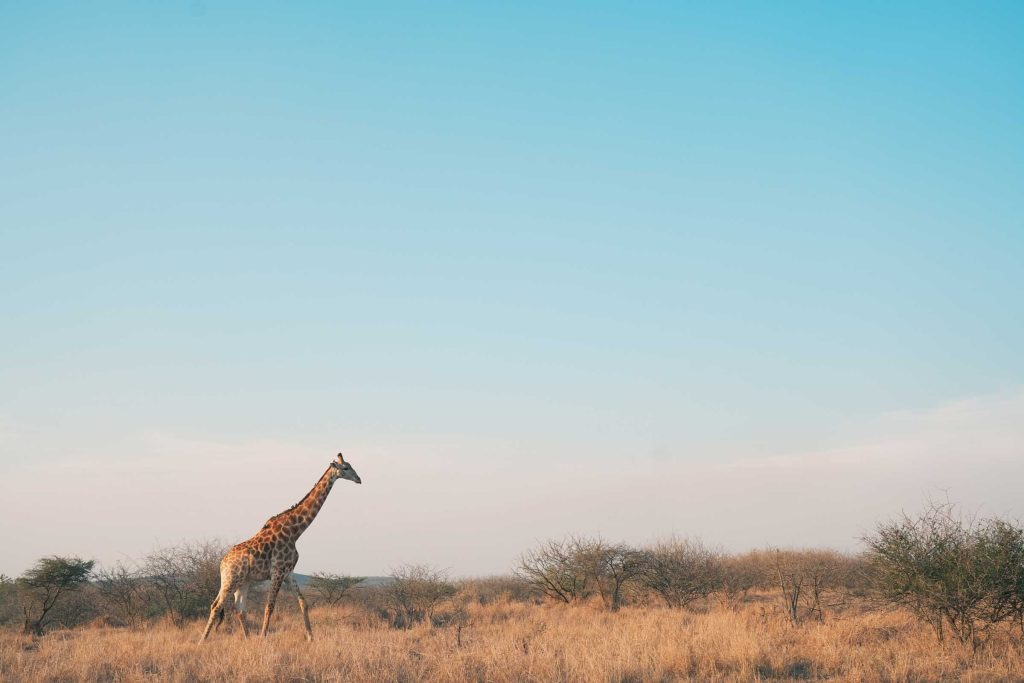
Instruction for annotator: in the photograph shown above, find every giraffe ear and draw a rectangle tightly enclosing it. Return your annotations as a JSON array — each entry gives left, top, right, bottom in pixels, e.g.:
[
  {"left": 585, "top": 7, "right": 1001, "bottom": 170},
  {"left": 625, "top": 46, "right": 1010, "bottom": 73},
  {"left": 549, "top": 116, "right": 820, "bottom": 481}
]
[{"left": 336, "top": 452, "right": 345, "bottom": 465}]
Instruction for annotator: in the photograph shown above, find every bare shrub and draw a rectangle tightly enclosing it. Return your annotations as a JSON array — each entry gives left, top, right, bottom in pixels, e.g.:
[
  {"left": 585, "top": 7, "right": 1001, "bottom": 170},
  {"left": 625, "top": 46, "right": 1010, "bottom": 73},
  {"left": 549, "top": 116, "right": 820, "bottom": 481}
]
[
  {"left": 718, "top": 551, "right": 768, "bottom": 605},
  {"left": 457, "top": 575, "right": 534, "bottom": 605},
  {"left": 864, "top": 501, "right": 1024, "bottom": 648},
  {"left": 516, "top": 536, "right": 599, "bottom": 604},
  {"left": 770, "top": 549, "right": 851, "bottom": 625},
  {"left": 638, "top": 538, "right": 722, "bottom": 609},
  {"left": 587, "top": 542, "right": 646, "bottom": 611},
  {"left": 382, "top": 564, "right": 457, "bottom": 628},
  {"left": 831, "top": 553, "right": 874, "bottom": 599},
  {"left": 140, "top": 541, "right": 226, "bottom": 624},
  {"left": 345, "top": 584, "right": 392, "bottom": 624},
  {"left": 94, "top": 562, "right": 147, "bottom": 627}
]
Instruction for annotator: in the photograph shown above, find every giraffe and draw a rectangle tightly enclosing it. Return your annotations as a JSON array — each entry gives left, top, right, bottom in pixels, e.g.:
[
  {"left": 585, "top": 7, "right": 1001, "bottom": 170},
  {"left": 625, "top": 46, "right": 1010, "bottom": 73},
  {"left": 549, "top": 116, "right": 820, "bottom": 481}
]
[{"left": 199, "top": 452, "right": 361, "bottom": 643}]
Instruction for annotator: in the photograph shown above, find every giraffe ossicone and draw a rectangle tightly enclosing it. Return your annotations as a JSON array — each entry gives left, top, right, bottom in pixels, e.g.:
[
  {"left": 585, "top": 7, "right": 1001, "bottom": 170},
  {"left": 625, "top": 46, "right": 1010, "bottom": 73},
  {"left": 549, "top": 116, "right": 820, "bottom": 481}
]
[{"left": 199, "top": 452, "right": 362, "bottom": 643}]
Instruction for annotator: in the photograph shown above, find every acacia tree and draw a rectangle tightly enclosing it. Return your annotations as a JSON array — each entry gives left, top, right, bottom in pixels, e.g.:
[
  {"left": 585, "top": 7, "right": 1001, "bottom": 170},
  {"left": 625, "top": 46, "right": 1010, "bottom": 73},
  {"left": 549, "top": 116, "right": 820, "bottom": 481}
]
[
  {"left": 865, "top": 502, "right": 1024, "bottom": 648},
  {"left": 977, "top": 519, "right": 1024, "bottom": 635},
  {"left": 308, "top": 573, "right": 365, "bottom": 606},
  {"left": 17, "top": 556, "right": 94, "bottom": 635}
]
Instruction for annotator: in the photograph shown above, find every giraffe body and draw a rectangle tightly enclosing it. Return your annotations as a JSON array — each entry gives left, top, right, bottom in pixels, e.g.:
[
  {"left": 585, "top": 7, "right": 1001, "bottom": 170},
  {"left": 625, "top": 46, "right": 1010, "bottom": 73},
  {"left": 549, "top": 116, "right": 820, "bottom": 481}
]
[{"left": 199, "top": 453, "right": 361, "bottom": 642}]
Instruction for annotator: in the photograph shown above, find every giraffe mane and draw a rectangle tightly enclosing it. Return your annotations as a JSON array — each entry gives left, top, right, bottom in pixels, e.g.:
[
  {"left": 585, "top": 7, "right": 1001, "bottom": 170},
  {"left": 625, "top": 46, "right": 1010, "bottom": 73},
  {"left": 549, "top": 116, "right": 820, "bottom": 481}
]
[{"left": 262, "top": 464, "right": 334, "bottom": 526}]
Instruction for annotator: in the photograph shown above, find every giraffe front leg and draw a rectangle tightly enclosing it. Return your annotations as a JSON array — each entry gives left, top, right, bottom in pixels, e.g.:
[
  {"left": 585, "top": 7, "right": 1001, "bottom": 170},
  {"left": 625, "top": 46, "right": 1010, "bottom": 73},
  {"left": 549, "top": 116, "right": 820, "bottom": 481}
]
[
  {"left": 287, "top": 574, "right": 314, "bottom": 641},
  {"left": 260, "top": 573, "right": 285, "bottom": 637}
]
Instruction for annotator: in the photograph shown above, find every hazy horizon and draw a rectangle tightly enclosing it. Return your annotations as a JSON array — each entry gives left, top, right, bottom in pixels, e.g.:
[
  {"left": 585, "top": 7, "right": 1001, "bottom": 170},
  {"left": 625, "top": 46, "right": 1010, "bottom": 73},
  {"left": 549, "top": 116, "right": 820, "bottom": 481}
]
[{"left": 2, "top": 2, "right": 1022, "bottom": 577}]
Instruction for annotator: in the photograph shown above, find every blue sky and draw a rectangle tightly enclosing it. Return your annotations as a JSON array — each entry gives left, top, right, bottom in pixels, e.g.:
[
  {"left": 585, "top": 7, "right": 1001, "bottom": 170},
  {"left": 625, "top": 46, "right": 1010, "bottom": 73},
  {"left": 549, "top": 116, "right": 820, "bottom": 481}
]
[{"left": 1, "top": 2, "right": 1022, "bottom": 575}]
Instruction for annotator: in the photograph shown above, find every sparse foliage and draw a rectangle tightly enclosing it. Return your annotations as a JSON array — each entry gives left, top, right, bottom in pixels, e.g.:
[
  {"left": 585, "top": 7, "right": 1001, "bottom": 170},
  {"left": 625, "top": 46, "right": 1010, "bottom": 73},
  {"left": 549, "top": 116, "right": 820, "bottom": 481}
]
[
  {"left": 589, "top": 542, "right": 646, "bottom": 611},
  {"left": 864, "top": 501, "right": 1024, "bottom": 648},
  {"left": 94, "top": 562, "right": 148, "bottom": 627},
  {"left": 638, "top": 538, "right": 722, "bottom": 609},
  {"left": 718, "top": 552, "right": 768, "bottom": 605},
  {"left": 456, "top": 575, "right": 534, "bottom": 605},
  {"left": 770, "top": 549, "right": 850, "bottom": 625},
  {"left": 382, "top": 564, "right": 457, "bottom": 628},
  {"left": 517, "top": 536, "right": 598, "bottom": 604},
  {"left": 141, "top": 541, "right": 226, "bottom": 624}
]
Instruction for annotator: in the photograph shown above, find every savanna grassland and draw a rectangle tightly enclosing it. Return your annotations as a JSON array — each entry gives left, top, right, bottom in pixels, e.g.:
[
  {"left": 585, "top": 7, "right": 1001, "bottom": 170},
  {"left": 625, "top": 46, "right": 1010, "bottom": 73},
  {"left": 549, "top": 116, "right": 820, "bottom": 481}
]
[
  {"left": 6, "top": 504, "right": 1024, "bottom": 682},
  {"left": 3, "top": 597, "right": 1024, "bottom": 683}
]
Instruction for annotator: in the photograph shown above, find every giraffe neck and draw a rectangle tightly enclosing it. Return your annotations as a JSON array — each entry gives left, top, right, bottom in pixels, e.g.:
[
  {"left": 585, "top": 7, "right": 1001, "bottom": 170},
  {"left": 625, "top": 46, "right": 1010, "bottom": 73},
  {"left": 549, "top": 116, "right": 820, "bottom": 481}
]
[{"left": 274, "top": 466, "right": 337, "bottom": 540}]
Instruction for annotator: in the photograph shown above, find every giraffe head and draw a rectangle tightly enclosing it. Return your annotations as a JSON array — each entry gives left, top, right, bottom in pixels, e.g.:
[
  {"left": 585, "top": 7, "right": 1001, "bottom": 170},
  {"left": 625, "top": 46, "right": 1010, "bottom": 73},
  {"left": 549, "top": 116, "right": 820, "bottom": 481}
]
[{"left": 331, "top": 452, "right": 362, "bottom": 484}]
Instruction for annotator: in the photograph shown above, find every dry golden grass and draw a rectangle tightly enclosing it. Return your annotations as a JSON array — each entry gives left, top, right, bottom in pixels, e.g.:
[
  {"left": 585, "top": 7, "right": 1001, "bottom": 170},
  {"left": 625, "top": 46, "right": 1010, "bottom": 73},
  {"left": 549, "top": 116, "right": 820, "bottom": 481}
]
[{"left": 2, "top": 599, "right": 1023, "bottom": 682}]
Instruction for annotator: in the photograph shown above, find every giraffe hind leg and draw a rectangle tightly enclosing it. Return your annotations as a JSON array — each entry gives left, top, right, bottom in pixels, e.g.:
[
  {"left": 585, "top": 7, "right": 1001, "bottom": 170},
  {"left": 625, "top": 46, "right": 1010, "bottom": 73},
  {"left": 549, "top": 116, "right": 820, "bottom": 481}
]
[
  {"left": 200, "top": 588, "right": 229, "bottom": 643},
  {"left": 201, "top": 566, "right": 240, "bottom": 643},
  {"left": 213, "top": 606, "right": 225, "bottom": 632}
]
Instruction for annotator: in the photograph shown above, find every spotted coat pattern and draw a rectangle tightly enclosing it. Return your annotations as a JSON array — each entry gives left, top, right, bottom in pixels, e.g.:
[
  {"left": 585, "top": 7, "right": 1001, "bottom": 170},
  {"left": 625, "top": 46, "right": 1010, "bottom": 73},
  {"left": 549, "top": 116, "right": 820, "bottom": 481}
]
[{"left": 199, "top": 453, "right": 361, "bottom": 642}]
